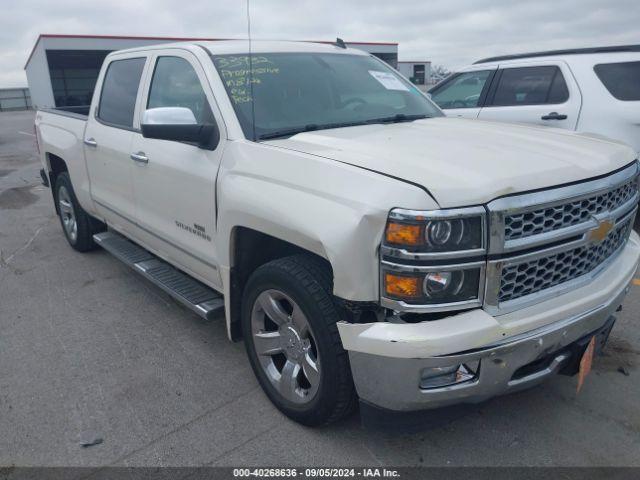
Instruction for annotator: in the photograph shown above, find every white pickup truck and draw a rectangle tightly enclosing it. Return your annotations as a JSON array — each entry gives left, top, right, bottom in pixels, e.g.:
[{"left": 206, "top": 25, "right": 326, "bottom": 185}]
[{"left": 35, "top": 40, "right": 640, "bottom": 427}]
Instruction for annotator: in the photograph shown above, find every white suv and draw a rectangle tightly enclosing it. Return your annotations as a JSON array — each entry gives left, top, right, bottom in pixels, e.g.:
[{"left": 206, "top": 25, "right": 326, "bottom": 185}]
[{"left": 429, "top": 45, "right": 640, "bottom": 153}]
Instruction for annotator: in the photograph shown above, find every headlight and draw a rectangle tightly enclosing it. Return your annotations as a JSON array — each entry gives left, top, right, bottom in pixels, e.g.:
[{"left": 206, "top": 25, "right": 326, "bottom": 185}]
[
  {"left": 384, "top": 207, "right": 485, "bottom": 256},
  {"left": 381, "top": 206, "right": 487, "bottom": 312},
  {"left": 382, "top": 263, "right": 484, "bottom": 308}
]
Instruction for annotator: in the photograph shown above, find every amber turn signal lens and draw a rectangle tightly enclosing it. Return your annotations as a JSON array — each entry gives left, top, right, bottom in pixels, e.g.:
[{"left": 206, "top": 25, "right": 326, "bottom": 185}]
[
  {"left": 384, "top": 273, "right": 421, "bottom": 299},
  {"left": 385, "top": 222, "right": 422, "bottom": 246}
]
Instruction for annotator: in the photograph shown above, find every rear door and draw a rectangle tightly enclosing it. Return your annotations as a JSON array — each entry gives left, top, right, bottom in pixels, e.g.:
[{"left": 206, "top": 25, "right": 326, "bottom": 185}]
[
  {"left": 429, "top": 67, "right": 497, "bottom": 119},
  {"left": 84, "top": 55, "right": 148, "bottom": 232},
  {"left": 128, "top": 49, "right": 226, "bottom": 286},
  {"left": 477, "top": 61, "right": 581, "bottom": 130}
]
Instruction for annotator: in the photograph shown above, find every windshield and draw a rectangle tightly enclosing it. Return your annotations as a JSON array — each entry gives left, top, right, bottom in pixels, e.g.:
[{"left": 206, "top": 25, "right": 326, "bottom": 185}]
[{"left": 210, "top": 52, "right": 442, "bottom": 140}]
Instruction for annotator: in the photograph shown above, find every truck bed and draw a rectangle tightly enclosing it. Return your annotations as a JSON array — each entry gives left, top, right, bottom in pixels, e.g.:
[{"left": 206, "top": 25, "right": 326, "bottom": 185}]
[
  {"left": 36, "top": 106, "right": 89, "bottom": 203},
  {"left": 40, "top": 105, "right": 90, "bottom": 119}
]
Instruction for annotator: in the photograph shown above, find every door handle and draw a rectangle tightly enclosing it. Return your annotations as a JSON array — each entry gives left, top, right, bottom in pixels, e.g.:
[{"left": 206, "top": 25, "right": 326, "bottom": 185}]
[
  {"left": 130, "top": 151, "right": 149, "bottom": 164},
  {"left": 84, "top": 137, "right": 98, "bottom": 147},
  {"left": 541, "top": 112, "right": 568, "bottom": 120}
]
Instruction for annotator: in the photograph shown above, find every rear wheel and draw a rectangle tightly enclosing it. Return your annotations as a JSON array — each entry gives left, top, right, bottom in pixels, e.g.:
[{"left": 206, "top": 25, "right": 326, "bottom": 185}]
[
  {"left": 242, "top": 254, "right": 357, "bottom": 426},
  {"left": 54, "top": 172, "right": 104, "bottom": 252}
]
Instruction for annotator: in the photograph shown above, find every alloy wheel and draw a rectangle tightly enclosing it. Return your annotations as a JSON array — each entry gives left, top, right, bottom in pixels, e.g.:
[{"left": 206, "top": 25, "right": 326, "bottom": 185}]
[
  {"left": 58, "top": 185, "right": 78, "bottom": 243},
  {"left": 250, "top": 289, "right": 321, "bottom": 404}
]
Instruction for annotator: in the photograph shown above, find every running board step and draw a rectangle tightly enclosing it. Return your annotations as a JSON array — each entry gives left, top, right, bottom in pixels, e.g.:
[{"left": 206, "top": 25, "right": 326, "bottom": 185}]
[{"left": 93, "top": 231, "right": 224, "bottom": 320}]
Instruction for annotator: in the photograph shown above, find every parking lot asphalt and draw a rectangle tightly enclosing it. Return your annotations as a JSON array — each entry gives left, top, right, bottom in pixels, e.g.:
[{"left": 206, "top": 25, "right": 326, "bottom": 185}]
[{"left": 1, "top": 110, "right": 640, "bottom": 468}]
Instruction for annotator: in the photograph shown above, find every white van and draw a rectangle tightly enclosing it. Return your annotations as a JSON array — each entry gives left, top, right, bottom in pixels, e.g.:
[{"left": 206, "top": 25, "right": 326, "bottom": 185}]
[{"left": 429, "top": 45, "right": 640, "bottom": 153}]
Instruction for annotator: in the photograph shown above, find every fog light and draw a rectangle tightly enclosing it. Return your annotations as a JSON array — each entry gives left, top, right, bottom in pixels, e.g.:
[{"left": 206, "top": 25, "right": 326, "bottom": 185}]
[{"left": 420, "top": 362, "right": 478, "bottom": 389}]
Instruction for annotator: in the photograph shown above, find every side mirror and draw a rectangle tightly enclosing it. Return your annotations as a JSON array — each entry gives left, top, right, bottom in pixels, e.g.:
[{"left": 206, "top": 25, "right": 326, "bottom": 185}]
[{"left": 141, "top": 107, "right": 219, "bottom": 150}]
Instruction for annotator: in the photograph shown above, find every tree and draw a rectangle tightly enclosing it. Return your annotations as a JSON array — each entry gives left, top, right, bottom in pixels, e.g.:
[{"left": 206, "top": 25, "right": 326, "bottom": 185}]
[{"left": 430, "top": 64, "right": 451, "bottom": 83}]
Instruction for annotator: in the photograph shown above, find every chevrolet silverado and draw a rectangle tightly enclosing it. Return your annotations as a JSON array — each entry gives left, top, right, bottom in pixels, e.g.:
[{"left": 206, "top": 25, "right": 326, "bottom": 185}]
[{"left": 35, "top": 40, "right": 640, "bottom": 426}]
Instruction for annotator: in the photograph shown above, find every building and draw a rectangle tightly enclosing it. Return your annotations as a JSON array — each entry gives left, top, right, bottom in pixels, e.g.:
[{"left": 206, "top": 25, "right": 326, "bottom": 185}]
[
  {"left": 0, "top": 88, "right": 31, "bottom": 111},
  {"left": 24, "top": 34, "right": 399, "bottom": 109},
  {"left": 397, "top": 61, "right": 432, "bottom": 89}
]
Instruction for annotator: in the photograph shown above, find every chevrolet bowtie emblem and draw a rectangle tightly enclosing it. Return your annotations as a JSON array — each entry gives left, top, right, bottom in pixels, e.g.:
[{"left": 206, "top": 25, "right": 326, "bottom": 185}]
[{"left": 588, "top": 219, "right": 614, "bottom": 243}]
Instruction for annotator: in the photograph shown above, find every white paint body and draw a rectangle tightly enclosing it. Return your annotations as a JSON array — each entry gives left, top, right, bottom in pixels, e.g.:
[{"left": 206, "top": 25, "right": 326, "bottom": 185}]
[
  {"left": 432, "top": 51, "right": 640, "bottom": 154},
  {"left": 35, "top": 41, "right": 639, "bottom": 366}
]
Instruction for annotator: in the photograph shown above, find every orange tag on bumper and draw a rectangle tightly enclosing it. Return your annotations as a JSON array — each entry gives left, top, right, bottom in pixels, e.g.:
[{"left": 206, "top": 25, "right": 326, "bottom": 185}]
[{"left": 577, "top": 336, "right": 596, "bottom": 394}]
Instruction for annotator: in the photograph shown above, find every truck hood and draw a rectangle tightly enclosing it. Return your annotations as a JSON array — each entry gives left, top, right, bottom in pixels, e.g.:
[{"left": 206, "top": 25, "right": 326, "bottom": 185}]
[{"left": 264, "top": 117, "right": 636, "bottom": 208}]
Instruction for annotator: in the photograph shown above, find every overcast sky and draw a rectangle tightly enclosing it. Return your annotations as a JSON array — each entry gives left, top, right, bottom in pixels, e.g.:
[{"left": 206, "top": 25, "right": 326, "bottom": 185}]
[{"left": 1, "top": 0, "right": 638, "bottom": 87}]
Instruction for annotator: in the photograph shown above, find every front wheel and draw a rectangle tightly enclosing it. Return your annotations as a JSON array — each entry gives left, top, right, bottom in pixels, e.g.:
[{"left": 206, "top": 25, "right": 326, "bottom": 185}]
[{"left": 241, "top": 255, "right": 357, "bottom": 426}]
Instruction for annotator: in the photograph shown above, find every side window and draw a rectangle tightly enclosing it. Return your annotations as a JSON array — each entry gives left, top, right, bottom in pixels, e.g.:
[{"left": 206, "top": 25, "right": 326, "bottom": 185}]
[
  {"left": 548, "top": 69, "right": 570, "bottom": 103},
  {"left": 430, "top": 70, "right": 493, "bottom": 109},
  {"left": 98, "top": 58, "right": 146, "bottom": 128},
  {"left": 594, "top": 61, "right": 640, "bottom": 101},
  {"left": 490, "top": 66, "right": 568, "bottom": 106},
  {"left": 147, "top": 56, "right": 212, "bottom": 123}
]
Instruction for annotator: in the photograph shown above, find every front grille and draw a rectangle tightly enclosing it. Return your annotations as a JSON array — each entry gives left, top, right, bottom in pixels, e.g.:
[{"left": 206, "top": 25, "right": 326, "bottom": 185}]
[
  {"left": 504, "top": 178, "right": 638, "bottom": 241},
  {"left": 499, "top": 217, "right": 632, "bottom": 302},
  {"left": 485, "top": 163, "right": 639, "bottom": 314}
]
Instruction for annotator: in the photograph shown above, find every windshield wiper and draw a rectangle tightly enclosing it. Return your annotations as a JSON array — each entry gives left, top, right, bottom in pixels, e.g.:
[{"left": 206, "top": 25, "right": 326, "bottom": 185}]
[
  {"left": 258, "top": 114, "right": 431, "bottom": 140},
  {"left": 258, "top": 124, "right": 322, "bottom": 140},
  {"left": 364, "top": 113, "right": 431, "bottom": 124},
  {"left": 258, "top": 120, "right": 374, "bottom": 140}
]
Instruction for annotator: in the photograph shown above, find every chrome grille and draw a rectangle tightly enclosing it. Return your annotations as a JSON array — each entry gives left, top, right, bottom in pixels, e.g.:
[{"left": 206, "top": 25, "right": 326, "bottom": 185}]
[
  {"left": 504, "top": 178, "right": 638, "bottom": 241},
  {"left": 485, "top": 162, "right": 639, "bottom": 315},
  {"left": 499, "top": 217, "right": 633, "bottom": 302}
]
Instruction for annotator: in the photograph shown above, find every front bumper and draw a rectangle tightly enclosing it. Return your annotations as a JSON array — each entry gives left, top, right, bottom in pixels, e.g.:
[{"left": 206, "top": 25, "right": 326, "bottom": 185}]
[{"left": 339, "top": 232, "right": 640, "bottom": 412}]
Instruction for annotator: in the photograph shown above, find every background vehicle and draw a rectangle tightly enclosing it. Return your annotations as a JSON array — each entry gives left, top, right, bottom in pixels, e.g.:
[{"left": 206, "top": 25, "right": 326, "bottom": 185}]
[
  {"left": 35, "top": 41, "right": 640, "bottom": 427},
  {"left": 429, "top": 45, "right": 640, "bottom": 153}
]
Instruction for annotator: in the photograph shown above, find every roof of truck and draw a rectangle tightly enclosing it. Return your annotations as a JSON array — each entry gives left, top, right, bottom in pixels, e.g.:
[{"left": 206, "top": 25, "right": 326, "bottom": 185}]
[
  {"left": 127, "top": 39, "right": 370, "bottom": 56},
  {"left": 106, "top": 39, "right": 373, "bottom": 58}
]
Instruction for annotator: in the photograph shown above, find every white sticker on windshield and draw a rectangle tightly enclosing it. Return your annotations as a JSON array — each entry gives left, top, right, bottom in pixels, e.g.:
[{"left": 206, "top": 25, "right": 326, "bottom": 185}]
[{"left": 368, "top": 71, "right": 409, "bottom": 91}]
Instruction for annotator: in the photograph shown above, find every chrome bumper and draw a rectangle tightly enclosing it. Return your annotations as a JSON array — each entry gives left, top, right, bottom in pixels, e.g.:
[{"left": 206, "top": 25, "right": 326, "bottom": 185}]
[{"left": 349, "top": 280, "right": 632, "bottom": 412}]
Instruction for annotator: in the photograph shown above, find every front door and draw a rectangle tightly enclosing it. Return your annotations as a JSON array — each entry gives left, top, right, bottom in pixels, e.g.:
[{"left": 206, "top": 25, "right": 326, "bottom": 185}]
[
  {"left": 85, "top": 56, "right": 147, "bottom": 232},
  {"left": 129, "top": 51, "right": 226, "bottom": 287}
]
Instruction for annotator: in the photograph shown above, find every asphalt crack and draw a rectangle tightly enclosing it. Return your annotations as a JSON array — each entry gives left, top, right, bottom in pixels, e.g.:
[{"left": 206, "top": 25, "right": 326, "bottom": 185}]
[{"left": 0, "top": 222, "right": 48, "bottom": 267}]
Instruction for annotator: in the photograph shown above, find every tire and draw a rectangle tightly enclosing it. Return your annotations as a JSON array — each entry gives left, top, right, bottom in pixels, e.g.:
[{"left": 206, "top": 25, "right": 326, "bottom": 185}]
[
  {"left": 241, "top": 254, "right": 357, "bottom": 426},
  {"left": 54, "top": 172, "right": 104, "bottom": 252}
]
